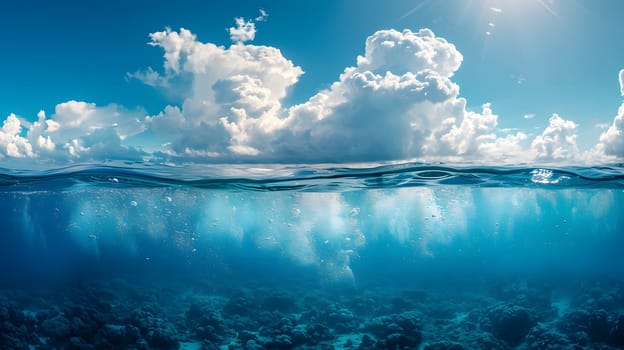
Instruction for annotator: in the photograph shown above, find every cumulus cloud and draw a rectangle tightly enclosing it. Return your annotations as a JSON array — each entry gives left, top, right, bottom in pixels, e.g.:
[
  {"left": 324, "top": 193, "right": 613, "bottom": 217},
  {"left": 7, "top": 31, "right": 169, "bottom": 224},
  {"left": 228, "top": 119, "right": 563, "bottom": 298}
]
[
  {"left": 273, "top": 29, "right": 529, "bottom": 163},
  {"left": 531, "top": 114, "right": 579, "bottom": 161},
  {"left": 438, "top": 103, "right": 498, "bottom": 155},
  {"left": 138, "top": 26, "right": 520, "bottom": 164},
  {"left": 0, "top": 101, "right": 146, "bottom": 163},
  {"left": 26, "top": 110, "right": 56, "bottom": 154},
  {"left": 229, "top": 10, "right": 269, "bottom": 44},
  {"left": 596, "top": 103, "right": 624, "bottom": 158},
  {"left": 51, "top": 101, "right": 145, "bottom": 140},
  {"left": 355, "top": 28, "right": 462, "bottom": 77},
  {"left": 582, "top": 71, "right": 624, "bottom": 161},
  {"left": 3, "top": 19, "right": 622, "bottom": 166},
  {"left": 137, "top": 26, "right": 302, "bottom": 159},
  {"left": 275, "top": 29, "right": 465, "bottom": 161},
  {"left": 229, "top": 18, "right": 256, "bottom": 43},
  {"left": 0, "top": 114, "right": 34, "bottom": 158}
]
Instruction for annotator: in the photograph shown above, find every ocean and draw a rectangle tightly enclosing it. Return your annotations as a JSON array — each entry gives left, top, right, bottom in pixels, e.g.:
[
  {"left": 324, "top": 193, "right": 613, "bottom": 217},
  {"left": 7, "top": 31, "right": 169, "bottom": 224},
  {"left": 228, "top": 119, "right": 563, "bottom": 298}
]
[{"left": 1, "top": 163, "right": 623, "bottom": 350}]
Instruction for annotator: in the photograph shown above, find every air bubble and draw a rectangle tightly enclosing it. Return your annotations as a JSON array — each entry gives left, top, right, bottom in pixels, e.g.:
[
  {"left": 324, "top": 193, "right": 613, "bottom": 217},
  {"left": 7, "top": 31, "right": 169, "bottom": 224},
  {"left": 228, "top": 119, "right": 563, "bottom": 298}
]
[
  {"left": 130, "top": 200, "right": 138, "bottom": 207},
  {"left": 349, "top": 208, "right": 360, "bottom": 217}
]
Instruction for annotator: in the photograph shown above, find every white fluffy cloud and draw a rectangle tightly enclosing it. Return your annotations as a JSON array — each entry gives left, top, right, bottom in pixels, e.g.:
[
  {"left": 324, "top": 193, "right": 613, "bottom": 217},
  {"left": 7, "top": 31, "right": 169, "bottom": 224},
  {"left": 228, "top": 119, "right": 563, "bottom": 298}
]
[
  {"left": 0, "top": 101, "right": 146, "bottom": 163},
  {"left": 44, "top": 101, "right": 146, "bottom": 161},
  {"left": 228, "top": 10, "right": 268, "bottom": 43},
  {"left": 596, "top": 103, "right": 624, "bottom": 158},
  {"left": 147, "top": 27, "right": 474, "bottom": 162},
  {"left": 0, "top": 114, "right": 34, "bottom": 158},
  {"left": 590, "top": 69, "right": 624, "bottom": 159},
  {"left": 229, "top": 18, "right": 256, "bottom": 43},
  {"left": 137, "top": 25, "right": 302, "bottom": 159},
  {"left": 356, "top": 29, "right": 462, "bottom": 77},
  {"left": 276, "top": 30, "right": 458, "bottom": 161},
  {"left": 531, "top": 114, "right": 579, "bottom": 161},
  {"left": 1, "top": 20, "right": 621, "bottom": 166},
  {"left": 438, "top": 103, "right": 499, "bottom": 156},
  {"left": 272, "top": 29, "right": 530, "bottom": 163},
  {"left": 26, "top": 111, "right": 56, "bottom": 154}
]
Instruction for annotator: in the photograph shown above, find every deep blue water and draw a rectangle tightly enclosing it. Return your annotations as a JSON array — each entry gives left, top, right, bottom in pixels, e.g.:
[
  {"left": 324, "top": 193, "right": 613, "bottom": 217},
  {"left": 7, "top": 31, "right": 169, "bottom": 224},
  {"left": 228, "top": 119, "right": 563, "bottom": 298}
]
[{"left": 1, "top": 164, "right": 624, "bottom": 349}]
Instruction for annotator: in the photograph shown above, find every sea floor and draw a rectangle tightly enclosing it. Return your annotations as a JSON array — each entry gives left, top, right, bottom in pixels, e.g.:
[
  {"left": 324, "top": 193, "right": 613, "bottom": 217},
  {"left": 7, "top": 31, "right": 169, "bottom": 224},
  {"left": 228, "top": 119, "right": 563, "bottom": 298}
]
[{"left": 1, "top": 274, "right": 624, "bottom": 350}]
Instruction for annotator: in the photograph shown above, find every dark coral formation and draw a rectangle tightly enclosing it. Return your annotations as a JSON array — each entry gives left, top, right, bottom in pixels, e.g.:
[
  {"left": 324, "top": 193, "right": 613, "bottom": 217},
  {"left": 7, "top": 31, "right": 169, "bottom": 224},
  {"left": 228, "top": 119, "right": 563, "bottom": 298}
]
[
  {"left": 1, "top": 279, "right": 624, "bottom": 349},
  {"left": 487, "top": 303, "right": 535, "bottom": 345}
]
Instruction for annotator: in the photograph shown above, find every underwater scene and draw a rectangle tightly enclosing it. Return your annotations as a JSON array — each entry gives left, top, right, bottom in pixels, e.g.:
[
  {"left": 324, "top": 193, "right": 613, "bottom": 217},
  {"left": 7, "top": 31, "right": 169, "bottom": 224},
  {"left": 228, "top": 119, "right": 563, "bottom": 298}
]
[
  {"left": 4, "top": 0, "right": 624, "bottom": 349},
  {"left": 1, "top": 164, "right": 623, "bottom": 350}
]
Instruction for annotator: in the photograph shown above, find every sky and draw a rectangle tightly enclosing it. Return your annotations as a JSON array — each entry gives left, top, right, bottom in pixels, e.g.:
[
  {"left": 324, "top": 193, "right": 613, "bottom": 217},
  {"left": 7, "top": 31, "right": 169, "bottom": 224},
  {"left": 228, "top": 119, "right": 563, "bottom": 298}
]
[{"left": 1, "top": 0, "right": 624, "bottom": 167}]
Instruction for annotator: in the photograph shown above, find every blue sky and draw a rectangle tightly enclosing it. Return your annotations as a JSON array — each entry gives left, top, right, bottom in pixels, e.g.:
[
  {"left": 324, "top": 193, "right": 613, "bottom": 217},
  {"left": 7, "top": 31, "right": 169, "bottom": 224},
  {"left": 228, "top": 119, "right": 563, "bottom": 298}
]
[{"left": 1, "top": 0, "right": 624, "bottom": 166}]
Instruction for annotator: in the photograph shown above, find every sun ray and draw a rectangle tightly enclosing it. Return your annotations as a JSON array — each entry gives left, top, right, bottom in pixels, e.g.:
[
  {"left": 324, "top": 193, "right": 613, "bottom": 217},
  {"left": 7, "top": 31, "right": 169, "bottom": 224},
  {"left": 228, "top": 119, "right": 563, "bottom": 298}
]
[
  {"left": 399, "top": 0, "right": 432, "bottom": 21},
  {"left": 536, "top": 0, "right": 559, "bottom": 19}
]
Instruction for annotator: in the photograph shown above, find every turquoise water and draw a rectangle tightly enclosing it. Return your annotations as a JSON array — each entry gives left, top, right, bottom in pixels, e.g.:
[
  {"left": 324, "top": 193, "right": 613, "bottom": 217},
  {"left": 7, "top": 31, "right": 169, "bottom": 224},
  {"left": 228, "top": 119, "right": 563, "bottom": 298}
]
[{"left": 1, "top": 164, "right": 623, "bottom": 349}]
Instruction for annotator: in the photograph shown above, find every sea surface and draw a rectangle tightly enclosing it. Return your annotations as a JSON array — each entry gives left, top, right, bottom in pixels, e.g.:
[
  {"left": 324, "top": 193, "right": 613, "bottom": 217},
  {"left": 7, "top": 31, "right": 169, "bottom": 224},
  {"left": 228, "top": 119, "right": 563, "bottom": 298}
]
[{"left": 1, "top": 163, "right": 624, "bottom": 350}]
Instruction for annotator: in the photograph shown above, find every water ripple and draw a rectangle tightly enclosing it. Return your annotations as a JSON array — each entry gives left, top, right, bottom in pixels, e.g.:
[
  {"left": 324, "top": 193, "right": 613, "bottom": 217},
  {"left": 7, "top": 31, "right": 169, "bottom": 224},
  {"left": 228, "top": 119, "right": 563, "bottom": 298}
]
[{"left": 1, "top": 162, "right": 623, "bottom": 192}]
